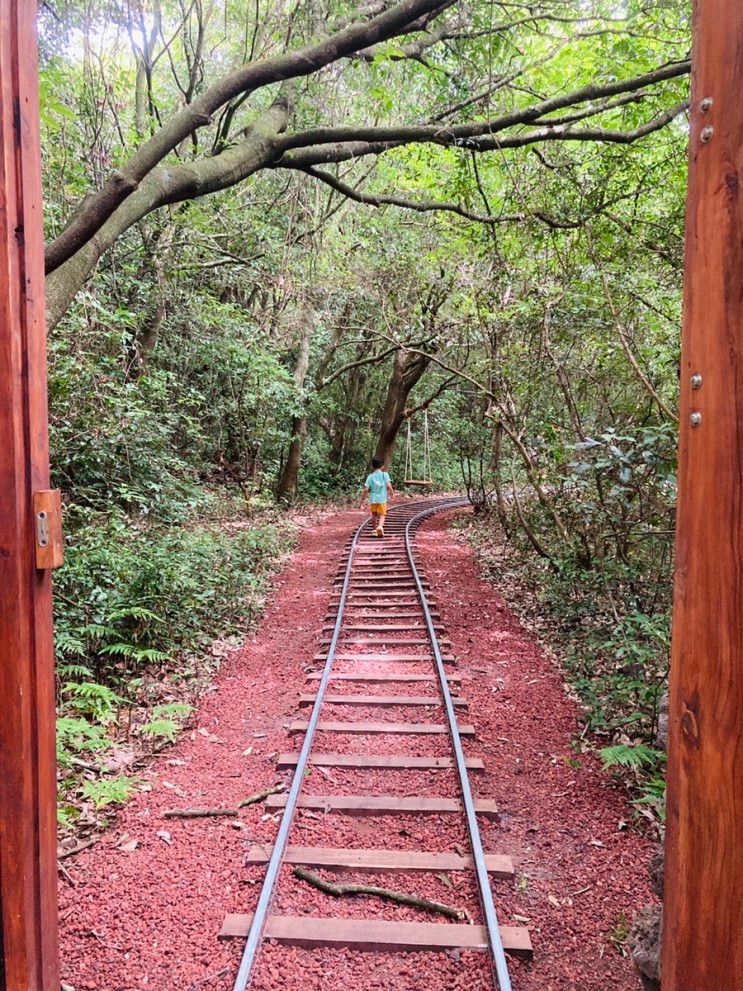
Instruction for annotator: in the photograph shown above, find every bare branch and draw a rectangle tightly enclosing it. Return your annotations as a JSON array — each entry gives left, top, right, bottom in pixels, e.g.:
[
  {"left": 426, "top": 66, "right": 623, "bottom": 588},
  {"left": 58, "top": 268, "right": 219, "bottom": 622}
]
[
  {"left": 300, "top": 165, "right": 525, "bottom": 224},
  {"left": 278, "top": 98, "right": 688, "bottom": 172},
  {"left": 44, "top": 0, "right": 455, "bottom": 274},
  {"left": 319, "top": 345, "right": 402, "bottom": 388},
  {"left": 274, "top": 60, "right": 689, "bottom": 156},
  {"left": 588, "top": 233, "right": 679, "bottom": 423}
]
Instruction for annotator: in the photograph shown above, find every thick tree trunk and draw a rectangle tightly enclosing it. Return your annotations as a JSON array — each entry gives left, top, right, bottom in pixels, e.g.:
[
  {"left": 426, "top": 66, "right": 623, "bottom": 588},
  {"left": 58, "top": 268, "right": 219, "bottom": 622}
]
[
  {"left": 374, "top": 349, "right": 431, "bottom": 468},
  {"left": 489, "top": 418, "right": 510, "bottom": 532},
  {"left": 328, "top": 418, "right": 347, "bottom": 466},
  {"left": 126, "top": 298, "right": 165, "bottom": 379},
  {"left": 277, "top": 309, "right": 313, "bottom": 501},
  {"left": 277, "top": 415, "right": 308, "bottom": 500},
  {"left": 327, "top": 364, "right": 364, "bottom": 467}
]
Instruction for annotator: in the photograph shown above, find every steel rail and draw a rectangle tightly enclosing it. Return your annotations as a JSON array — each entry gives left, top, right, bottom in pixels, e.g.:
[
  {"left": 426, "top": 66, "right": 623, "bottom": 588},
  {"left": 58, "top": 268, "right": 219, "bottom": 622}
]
[
  {"left": 232, "top": 495, "right": 478, "bottom": 990},
  {"left": 231, "top": 517, "right": 366, "bottom": 991},
  {"left": 404, "top": 500, "right": 513, "bottom": 991}
]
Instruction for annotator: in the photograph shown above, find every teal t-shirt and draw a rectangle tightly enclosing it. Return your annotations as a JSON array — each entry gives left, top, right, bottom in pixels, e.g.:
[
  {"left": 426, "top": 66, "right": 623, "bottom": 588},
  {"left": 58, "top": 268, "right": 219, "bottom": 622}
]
[{"left": 365, "top": 470, "right": 391, "bottom": 504}]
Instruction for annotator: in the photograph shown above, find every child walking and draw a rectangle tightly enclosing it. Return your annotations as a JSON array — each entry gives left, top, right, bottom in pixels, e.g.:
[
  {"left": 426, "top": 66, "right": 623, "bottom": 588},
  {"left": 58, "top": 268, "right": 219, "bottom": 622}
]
[{"left": 361, "top": 456, "right": 394, "bottom": 537}]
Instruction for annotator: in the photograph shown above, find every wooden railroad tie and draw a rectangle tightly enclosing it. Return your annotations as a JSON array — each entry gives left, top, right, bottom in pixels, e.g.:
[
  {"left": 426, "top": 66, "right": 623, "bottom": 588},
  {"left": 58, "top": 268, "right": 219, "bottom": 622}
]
[
  {"left": 336, "top": 612, "right": 437, "bottom": 619},
  {"left": 314, "top": 651, "right": 454, "bottom": 662},
  {"left": 297, "top": 693, "right": 467, "bottom": 708},
  {"left": 219, "top": 915, "right": 532, "bottom": 958},
  {"left": 321, "top": 634, "right": 451, "bottom": 663},
  {"left": 264, "top": 794, "right": 499, "bottom": 817},
  {"left": 289, "top": 719, "right": 475, "bottom": 736},
  {"left": 306, "top": 672, "right": 461, "bottom": 684},
  {"left": 323, "top": 624, "right": 433, "bottom": 633},
  {"left": 245, "top": 845, "right": 514, "bottom": 878},
  {"left": 335, "top": 575, "right": 428, "bottom": 592},
  {"left": 276, "top": 752, "right": 484, "bottom": 771},
  {"left": 342, "top": 591, "right": 431, "bottom": 597}
]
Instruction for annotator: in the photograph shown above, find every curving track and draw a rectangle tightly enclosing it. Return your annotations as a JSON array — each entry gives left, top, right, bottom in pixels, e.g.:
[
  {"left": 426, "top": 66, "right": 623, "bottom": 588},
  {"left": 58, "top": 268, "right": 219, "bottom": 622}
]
[{"left": 223, "top": 498, "right": 533, "bottom": 989}]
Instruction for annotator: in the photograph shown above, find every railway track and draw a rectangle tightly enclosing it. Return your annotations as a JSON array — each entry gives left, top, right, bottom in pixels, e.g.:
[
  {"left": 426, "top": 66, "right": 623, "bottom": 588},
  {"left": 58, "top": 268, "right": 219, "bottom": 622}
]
[{"left": 222, "top": 497, "right": 533, "bottom": 989}]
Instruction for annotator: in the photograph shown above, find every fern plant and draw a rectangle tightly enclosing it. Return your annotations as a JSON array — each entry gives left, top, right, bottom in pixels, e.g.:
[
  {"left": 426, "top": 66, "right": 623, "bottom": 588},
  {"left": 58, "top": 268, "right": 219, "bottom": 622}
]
[
  {"left": 139, "top": 703, "right": 192, "bottom": 743},
  {"left": 62, "top": 681, "right": 126, "bottom": 723},
  {"left": 81, "top": 775, "right": 140, "bottom": 809},
  {"left": 599, "top": 743, "right": 663, "bottom": 770},
  {"left": 56, "top": 716, "right": 110, "bottom": 767}
]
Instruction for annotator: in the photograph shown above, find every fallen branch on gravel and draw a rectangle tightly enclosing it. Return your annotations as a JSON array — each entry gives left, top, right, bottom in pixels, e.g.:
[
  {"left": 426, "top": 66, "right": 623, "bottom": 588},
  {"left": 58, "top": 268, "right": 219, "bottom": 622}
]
[
  {"left": 57, "top": 860, "right": 76, "bottom": 886},
  {"left": 237, "top": 783, "right": 286, "bottom": 808},
  {"left": 187, "top": 966, "right": 229, "bottom": 990},
  {"left": 164, "top": 783, "right": 286, "bottom": 819},
  {"left": 293, "top": 867, "right": 471, "bottom": 922},
  {"left": 58, "top": 837, "right": 97, "bottom": 860},
  {"left": 163, "top": 807, "right": 239, "bottom": 819}
]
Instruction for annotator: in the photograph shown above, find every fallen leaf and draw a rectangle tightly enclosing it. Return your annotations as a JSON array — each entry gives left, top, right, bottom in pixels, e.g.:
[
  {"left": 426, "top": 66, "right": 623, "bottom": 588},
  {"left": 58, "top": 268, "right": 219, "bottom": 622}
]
[
  {"left": 119, "top": 839, "right": 139, "bottom": 853},
  {"left": 156, "top": 831, "right": 172, "bottom": 846},
  {"left": 548, "top": 894, "right": 560, "bottom": 907}
]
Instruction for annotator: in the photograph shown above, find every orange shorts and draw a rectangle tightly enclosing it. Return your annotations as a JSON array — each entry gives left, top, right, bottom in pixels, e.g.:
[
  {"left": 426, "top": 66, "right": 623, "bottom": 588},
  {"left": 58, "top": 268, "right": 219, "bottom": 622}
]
[{"left": 369, "top": 503, "right": 387, "bottom": 516}]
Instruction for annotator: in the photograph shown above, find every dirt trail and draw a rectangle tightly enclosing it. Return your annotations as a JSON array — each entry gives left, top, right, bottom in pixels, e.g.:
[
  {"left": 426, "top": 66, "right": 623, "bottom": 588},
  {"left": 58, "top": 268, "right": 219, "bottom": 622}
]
[{"left": 59, "top": 506, "right": 652, "bottom": 991}]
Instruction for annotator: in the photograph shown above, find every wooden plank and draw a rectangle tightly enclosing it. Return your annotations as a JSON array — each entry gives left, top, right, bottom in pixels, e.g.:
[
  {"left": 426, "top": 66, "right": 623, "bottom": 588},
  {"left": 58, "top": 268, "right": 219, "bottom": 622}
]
[
  {"left": 298, "top": 694, "right": 466, "bottom": 708},
  {"left": 324, "top": 638, "right": 437, "bottom": 647},
  {"left": 290, "top": 720, "right": 475, "bottom": 736},
  {"left": 245, "top": 845, "right": 513, "bottom": 877},
  {"left": 265, "top": 795, "right": 498, "bottom": 817},
  {"left": 0, "top": 4, "right": 60, "bottom": 988},
  {"left": 348, "top": 571, "right": 414, "bottom": 577},
  {"left": 306, "top": 672, "right": 461, "bottom": 683},
  {"left": 315, "top": 656, "right": 455, "bottom": 666},
  {"left": 219, "top": 915, "right": 532, "bottom": 958},
  {"left": 662, "top": 6, "right": 743, "bottom": 987},
  {"left": 351, "top": 562, "right": 412, "bottom": 568},
  {"left": 341, "top": 611, "right": 435, "bottom": 618},
  {"left": 315, "top": 653, "right": 449, "bottom": 662},
  {"left": 276, "top": 752, "right": 483, "bottom": 771},
  {"left": 344, "top": 592, "right": 424, "bottom": 598},
  {"left": 331, "top": 627, "right": 437, "bottom": 636},
  {"left": 342, "top": 575, "right": 428, "bottom": 592},
  {"left": 342, "top": 580, "right": 425, "bottom": 587},
  {"left": 337, "top": 596, "right": 427, "bottom": 603},
  {"left": 327, "top": 624, "right": 427, "bottom": 632}
]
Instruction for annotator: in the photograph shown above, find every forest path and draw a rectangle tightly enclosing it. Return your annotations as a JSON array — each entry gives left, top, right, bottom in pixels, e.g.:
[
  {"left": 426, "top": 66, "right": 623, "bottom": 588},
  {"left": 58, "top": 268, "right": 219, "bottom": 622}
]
[{"left": 59, "top": 506, "right": 653, "bottom": 991}]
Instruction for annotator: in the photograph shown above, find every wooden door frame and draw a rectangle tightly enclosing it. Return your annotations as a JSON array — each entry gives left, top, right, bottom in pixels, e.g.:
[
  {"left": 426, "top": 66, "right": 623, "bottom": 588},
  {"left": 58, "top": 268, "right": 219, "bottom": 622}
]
[
  {"left": 0, "top": 1, "right": 60, "bottom": 989},
  {"left": 662, "top": 0, "right": 743, "bottom": 986}
]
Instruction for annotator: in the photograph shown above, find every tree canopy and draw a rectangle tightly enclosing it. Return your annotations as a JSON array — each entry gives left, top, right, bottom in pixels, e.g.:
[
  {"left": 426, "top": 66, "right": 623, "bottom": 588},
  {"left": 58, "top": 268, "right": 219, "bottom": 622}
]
[{"left": 42, "top": 0, "right": 689, "bottom": 816}]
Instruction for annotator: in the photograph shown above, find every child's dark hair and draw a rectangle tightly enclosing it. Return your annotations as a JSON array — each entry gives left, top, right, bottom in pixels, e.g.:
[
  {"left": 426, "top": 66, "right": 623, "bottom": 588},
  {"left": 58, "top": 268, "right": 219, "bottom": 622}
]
[{"left": 371, "top": 456, "right": 384, "bottom": 469}]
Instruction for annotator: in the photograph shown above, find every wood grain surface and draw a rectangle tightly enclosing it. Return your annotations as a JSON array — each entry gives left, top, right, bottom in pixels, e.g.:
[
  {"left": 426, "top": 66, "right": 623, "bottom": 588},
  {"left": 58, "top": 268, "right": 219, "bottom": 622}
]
[
  {"left": 663, "top": 2, "right": 743, "bottom": 986},
  {"left": 0, "top": 3, "right": 59, "bottom": 988}
]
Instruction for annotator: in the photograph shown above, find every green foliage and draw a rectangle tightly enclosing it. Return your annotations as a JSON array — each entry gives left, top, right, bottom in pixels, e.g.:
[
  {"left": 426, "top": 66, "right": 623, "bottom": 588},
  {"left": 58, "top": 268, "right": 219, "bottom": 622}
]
[
  {"left": 600, "top": 744, "right": 662, "bottom": 771},
  {"left": 37, "top": 0, "right": 690, "bottom": 834},
  {"left": 81, "top": 775, "right": 141, "bottom": 810},
  {"left": 62, "top": 681, "right": 126, "bottom": 723},
  {"left": 139, "top": 703, "right": 193, "bottom": 743},
  {"left": 53, "top": 499, "right": 293, "bottom": 822},
  {"left": 56, "top": 717, "right": 111, "bottom": 768}
]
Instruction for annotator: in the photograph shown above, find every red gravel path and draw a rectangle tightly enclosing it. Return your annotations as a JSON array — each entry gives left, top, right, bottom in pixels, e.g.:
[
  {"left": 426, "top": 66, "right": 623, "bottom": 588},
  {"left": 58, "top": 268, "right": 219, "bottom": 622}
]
[{"left": 59, "top": 505, "right": 651, "bottom": 991}]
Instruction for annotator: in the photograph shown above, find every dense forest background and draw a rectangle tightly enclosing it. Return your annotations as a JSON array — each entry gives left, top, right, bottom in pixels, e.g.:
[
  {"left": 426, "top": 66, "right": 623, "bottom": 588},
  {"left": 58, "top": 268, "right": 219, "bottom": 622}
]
[{"left": 40, "top": 0, "right": 689, "bottom": 826}]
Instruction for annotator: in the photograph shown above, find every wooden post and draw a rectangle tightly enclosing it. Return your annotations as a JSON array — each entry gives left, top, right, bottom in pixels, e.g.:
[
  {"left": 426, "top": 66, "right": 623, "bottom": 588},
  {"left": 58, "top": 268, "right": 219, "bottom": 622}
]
[
  {"left": 0, "top": 2, "right": 60, "bottom": 989},
  {"left": 663, "top": 1, "right": 743, "bottom": 987}
]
